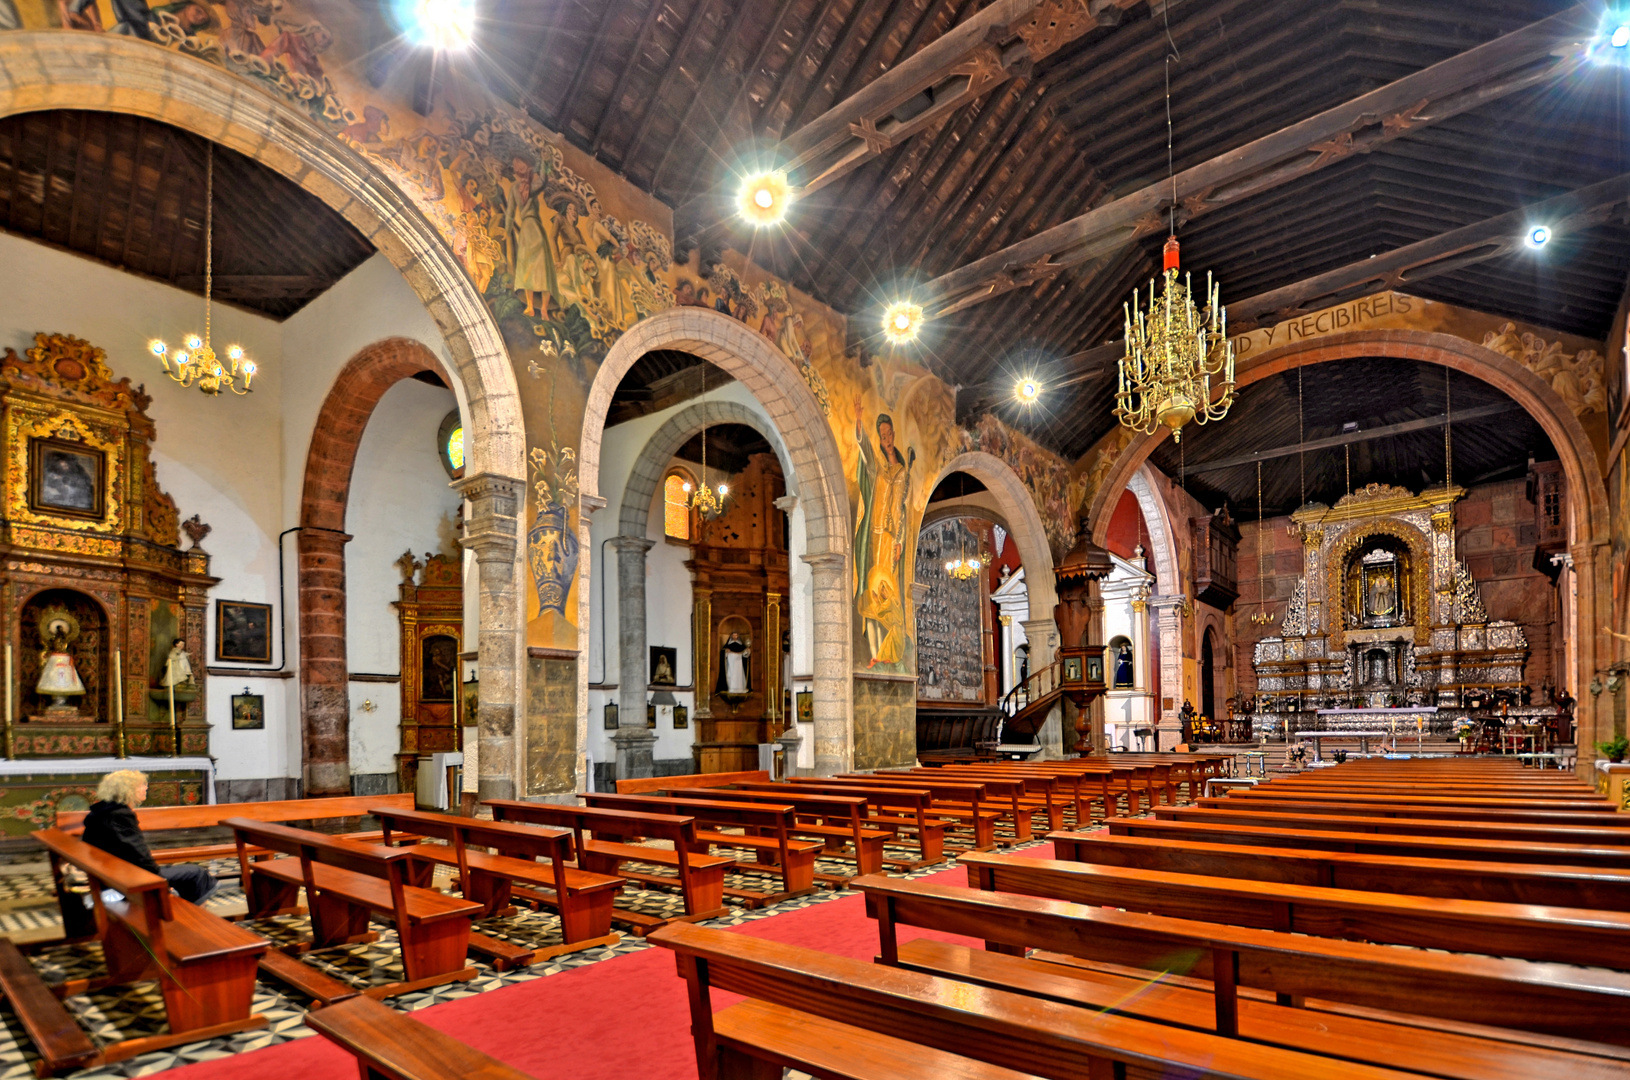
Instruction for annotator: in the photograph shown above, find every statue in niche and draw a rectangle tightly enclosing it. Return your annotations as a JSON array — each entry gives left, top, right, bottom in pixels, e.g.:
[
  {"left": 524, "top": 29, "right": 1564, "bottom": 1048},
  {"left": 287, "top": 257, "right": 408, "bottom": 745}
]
[
  {"left": 1114, "top": 643, "right": 1134, "bottom": 689},
  {"left": 35, "top": 610, "right": 86, "bottom": 714},
  {"left": 716, "top": 632, "right": 751, "bottom": 696},
  {"left": 161, "top": 639, "right": 194, "bottom": 689},
  {"left": 1366, "top": 568, "right": 1396, "bottom": 618}
]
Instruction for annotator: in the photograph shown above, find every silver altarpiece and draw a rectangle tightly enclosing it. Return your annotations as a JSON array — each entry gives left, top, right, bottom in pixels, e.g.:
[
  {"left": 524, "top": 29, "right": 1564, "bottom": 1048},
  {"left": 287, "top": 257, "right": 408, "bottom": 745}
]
[{"left": 1252, "top": 483, "right": 1527, "bottom": 737}]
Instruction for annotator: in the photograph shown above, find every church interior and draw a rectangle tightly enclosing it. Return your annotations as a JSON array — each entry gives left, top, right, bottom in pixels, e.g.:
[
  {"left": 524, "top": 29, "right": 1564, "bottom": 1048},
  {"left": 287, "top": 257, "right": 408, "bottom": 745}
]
[{"left": 0, "top": 0, "right": 1628, "bottom": 1076}]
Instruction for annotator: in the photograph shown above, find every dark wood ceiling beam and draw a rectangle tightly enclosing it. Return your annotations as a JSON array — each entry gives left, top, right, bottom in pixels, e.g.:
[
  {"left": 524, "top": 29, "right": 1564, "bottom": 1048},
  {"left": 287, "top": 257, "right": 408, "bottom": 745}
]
[
  {"left": 1230, "top": 171, "right": 1630, "bottom": 329},
  {"left": 938, "top": 121, "right": 1066, "bottom": 268},
  {"left": 829, "top": 0, "right": 933, "bottom": 105},
  {"left": 623, "top": 0, "right": 731, "bottom": 176},
  {"left": 1182, "top": 402, "right": 1522, "bottom": 476},
  {"left": 589, "top": 0, "right": 671, "bottom": 157},
  {"left": 554, "top": 2, "right": 623, "bottom": 138},
  {"left": 784, "top": 0, "right": 895, "bottom": 137},
  {"left": 652, "top": 0, "right": 783, "bottom": 195},
  {"left": 969, "top": 135, "right": 1078, "bottom": 255},
  {"left": 923, "top": 4, "right": 1596, "bottom": 316},
  {"left": 754, "top": 0, "right": 852, "bottom": 145},
  {"left": 674, "top": 0, "right": 1140, "bottom": 253},
  {"left": 895, "top": 83, "right": 1028, "bottom": 267}
]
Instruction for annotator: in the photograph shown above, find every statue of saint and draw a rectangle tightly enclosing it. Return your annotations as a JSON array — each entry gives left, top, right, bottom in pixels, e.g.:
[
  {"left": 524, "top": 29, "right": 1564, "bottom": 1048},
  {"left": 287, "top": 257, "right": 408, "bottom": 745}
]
[
  {"left": 1114, "top": 643, "right": 1134, "bottom": 688},
  {"left": 161, "top": 640, "right": 194, "bottom": 688},
  {"left": 36, "top": 620, "right": 86, "bottom": 706},
  {"left": 716, "top": 632, "right": 750, "bottom": 696},
  {"left": 1366, "top": 569, "right": 1396, "bottom": 618}
]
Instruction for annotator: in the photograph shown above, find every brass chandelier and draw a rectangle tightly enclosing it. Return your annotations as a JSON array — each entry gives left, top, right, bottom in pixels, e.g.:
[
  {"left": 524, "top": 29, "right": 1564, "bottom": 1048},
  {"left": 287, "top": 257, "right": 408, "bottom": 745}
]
[
  {"left": 944, "top": 530, "right": 987, "bottom": 582},
  {"left": 1113, "top": 45, "right": 1232, "bottom": 442},
  {"left": 688, "top": 364, "right": 729, "bottom": 520},
  {"left": 149, "top": 145, "right": 258, "bottom": 396}
]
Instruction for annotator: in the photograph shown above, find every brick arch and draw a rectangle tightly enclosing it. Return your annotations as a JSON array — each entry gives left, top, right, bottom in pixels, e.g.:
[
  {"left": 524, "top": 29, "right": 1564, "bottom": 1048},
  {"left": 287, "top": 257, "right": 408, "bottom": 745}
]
[
  {"left": 583, "top": 307, "right": 854, "bottom": 774},
  {"left": 0, "top": 35, "right": 528, "bottom": 799},
  {"left": 1083, "top": 327, "right": 1612, "bottom": 774},
  {"left": 299, "top": 339, "right": 453, "bottom": 794}
]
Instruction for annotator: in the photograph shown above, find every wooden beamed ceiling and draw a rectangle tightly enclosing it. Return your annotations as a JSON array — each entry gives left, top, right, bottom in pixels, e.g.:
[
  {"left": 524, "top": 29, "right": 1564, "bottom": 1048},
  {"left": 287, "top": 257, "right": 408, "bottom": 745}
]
[{"left": 494, "top": 0, "right": 1626, "bottom": 472}]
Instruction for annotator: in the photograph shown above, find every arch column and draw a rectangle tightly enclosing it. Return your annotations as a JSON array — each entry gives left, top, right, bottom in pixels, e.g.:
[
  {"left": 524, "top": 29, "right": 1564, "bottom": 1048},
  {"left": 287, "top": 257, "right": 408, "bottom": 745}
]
[
  {"left": 805, "top": 552, "right": 851, "bottom": 774},
  {"left": 460, "top": 473, "right": 524, "bottom": 802},
  {"left": 611, "top": 535, "right": 658, "bottom": 779},
  {"left": 298, "top": 527, "right": 351, "bottom": 794}
]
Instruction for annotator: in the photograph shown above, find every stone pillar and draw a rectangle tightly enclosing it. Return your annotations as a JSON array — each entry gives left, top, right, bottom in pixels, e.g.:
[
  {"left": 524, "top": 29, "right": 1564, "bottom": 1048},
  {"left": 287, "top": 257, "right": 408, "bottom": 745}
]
[
  {"left": 804, "top": 552, "right": 849, "bottom": 776},
  {"left": 459, "top": 473, "right": 523, "bottom": 802},
  {"left": 1131, "top": 593, "right": 1151, "bottom": 691},
  {"left": 1150, "top": 595, "right": 1186, "bottom": 750},
  {"left": 611, "top": 534, "right": 658, "bottom": 780},
  {"left": 1020, "top": 616, "right": 1061, "bottom": 756},
  {"left": 1575, "top": 539, "right": 1614, "bottom": 779},
  {"left": 298, "top": 527, "right": 351, "bottom": 796}
]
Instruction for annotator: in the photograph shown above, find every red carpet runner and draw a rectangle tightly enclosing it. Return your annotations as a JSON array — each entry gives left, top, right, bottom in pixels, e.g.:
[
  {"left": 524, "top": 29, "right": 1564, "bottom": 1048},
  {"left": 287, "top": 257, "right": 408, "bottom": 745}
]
[{"left": 164, "top": 848, "right": 1052, "bottom": 1080}]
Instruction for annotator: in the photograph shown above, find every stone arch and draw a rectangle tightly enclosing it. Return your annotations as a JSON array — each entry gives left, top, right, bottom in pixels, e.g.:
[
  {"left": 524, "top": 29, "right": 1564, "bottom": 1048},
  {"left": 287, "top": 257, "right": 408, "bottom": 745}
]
[
  {"left": 927, "top": 452, "right": 1058, "bottom": 619},
  {"left": 584, "top": 307, "right": 853, "bottom": 774},
  {"left": 618, "top": 401, "right": 794, "bottom": 537},
  {"left": 298, "top": 338, "right": 454, "bottom": 795},
  {"left": 1127, "top": 466, "right": 1179, "bottom": 595},
  {"left": 0, "top": 35, "right": 529, "bottom": 798},
  {"left": 1083, "top": 327, "right": 1611, "bottom": 770}
]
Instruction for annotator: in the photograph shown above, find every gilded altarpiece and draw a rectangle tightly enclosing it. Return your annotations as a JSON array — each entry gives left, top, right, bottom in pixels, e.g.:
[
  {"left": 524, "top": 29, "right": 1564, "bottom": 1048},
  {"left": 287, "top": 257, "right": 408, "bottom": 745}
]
[
  {"left": 393, "top": 553, "right": 463, "bottom": 794},
  {"left": 1253, "top": 483, "right": 1527, "bottom": 734},
  {"left": 0, "top": 334, "right": 217, "bottom": 830},
  {"left": 687, "top": 454, "right": 788, "bottom": 774}
]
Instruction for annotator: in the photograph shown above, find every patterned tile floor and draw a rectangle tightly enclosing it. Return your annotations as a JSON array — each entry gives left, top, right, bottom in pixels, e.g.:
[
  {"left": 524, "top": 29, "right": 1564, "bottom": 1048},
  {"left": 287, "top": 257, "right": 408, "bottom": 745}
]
[{"left": 0, "top": 823, "right": 1086, "bottom": 1079}]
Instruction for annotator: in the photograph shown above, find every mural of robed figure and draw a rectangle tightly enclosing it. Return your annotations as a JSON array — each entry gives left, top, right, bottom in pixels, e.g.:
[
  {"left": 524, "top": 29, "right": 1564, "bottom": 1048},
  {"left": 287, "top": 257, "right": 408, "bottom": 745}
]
[{"left": 853, "top": 397, "right": 914, "bottom": 667}]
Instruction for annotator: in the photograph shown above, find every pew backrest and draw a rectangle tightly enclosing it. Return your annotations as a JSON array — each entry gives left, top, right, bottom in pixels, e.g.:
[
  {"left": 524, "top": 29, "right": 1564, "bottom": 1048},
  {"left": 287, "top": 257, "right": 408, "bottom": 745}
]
[
  {"left": 615, "top": 770, "right": 769, "bottom": 794},
  {"left": 57, "top": 793, "right": 413, "bottom": 832},
  {"left": 34, "top": 827, "right": 171, "bottom": 950}
]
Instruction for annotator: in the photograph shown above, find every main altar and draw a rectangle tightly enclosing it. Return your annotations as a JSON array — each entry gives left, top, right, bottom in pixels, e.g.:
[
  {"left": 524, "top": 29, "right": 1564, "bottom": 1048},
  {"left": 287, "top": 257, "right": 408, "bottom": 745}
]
[
  {"left": 0, "top": 334, "right": 218, "bottom": 835},
  {"left": 1252, "top": 483, "right": 1527, "bottom": 739}
]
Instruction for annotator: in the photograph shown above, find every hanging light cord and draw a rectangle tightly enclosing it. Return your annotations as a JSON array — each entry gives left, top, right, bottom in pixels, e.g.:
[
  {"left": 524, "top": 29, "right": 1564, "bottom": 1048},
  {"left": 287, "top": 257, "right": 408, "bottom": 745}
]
[
  {"left": 1444, "top": 367, "right": 1453, "bottom": 488},
  {"left": 1162, "top": 3, "right": 1180, "bottom": 236},
  {"left": 1297, "top": 367, "right": 1305, "bottom": 507},
  {"left": 204, "top": 144, "right": 213, "bottom": 349}
]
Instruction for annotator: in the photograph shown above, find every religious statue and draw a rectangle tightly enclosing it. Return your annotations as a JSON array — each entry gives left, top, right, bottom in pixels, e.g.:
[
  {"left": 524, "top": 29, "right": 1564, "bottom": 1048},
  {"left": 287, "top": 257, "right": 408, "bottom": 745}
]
[
  {"left": 35, "top": 613, "right": 86, "bottom": 714},
  {"left": 1366, "top": 569, "right": 1396, "bottom": 618},
  {"left": 716, "top": 631, "right": 751, "bottom": 696},
  {"left": 1114, "top": 643, "right": 1134, "bottom": 689},
  {"left": 161, "top": 639, "right": 194, "bottom": 688},
  {"left": 653, "top": 652, "right": 674, "bottom": 685}
]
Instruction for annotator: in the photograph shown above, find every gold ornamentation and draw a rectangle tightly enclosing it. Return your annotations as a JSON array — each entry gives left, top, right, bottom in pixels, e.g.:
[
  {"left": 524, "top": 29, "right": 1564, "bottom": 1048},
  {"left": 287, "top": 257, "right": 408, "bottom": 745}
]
[
  {"left": 1325, "top": 518, "right": 1432, "bottom": 647},
  {"left": 1451, "top": 561, "right": 1488, "bottom": 624},
  {"left": 1117, "top": 239, "right": 1234, "bottom": 442},
  {"left": 3, "top": 334, "right": 150, "bottom": 413},
  {"left": 1431, "top": 508, "right": 1454, "bottom": 533},
  {"left": 7, "top": 409, "right": 122, "bottom": 533}
]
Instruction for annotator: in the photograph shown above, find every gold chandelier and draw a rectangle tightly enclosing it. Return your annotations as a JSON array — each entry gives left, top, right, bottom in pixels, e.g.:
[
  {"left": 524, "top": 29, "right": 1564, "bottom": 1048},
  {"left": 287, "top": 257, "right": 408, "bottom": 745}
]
[
  {"left": 944, "top": 532, "right": 987, "bottom": 581},
  {"left": 150, "top": 145, "right": 257, "bottom": 396},
  {"left": 1114, "top": 237, "right": 1233, "bottom": 441},
  {"left": 689, "top": 365, "right": 729, "bottom": 520}
]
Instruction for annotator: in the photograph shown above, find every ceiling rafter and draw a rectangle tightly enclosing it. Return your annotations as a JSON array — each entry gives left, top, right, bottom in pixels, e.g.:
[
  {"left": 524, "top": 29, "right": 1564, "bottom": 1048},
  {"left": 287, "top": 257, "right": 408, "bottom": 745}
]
[
  {"left": 589, "top": 0, "right": 672, "bottom": 157},
  {"left": 623, "top": 0, "right": 733, "bottom": 175},
  {"left": 922, "top": 3, "right": 1596, "bottom": 317}
]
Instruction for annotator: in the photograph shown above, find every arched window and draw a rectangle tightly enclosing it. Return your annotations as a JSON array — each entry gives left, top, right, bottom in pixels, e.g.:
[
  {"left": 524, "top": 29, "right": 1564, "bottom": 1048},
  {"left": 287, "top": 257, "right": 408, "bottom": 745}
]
[{"left": 663, "top": 469, "right": 695, "bottom": 541}]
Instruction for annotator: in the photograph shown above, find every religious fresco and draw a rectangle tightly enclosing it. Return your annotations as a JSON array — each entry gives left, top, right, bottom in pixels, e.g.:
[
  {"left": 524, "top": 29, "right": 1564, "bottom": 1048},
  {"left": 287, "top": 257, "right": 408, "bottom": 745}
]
[
  {"left": 961, "top": 414, "right": 1087, "bottom": 562},
  {"left": 1478, "top": 324, "right": 1607, "bottom": 417}
]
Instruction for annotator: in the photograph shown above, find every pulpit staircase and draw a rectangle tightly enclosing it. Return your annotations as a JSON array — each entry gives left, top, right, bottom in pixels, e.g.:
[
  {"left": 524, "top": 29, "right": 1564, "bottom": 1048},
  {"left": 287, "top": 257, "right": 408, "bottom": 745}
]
[{"left": 999, "top": 660, "right": 1064, "bottom": 737}]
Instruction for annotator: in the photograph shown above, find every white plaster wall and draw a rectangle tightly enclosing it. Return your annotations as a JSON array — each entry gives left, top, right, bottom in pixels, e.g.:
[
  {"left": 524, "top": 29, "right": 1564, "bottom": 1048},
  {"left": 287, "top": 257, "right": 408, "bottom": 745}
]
[
  {"left": 0, "top": 238, "right": 460, "bottom": 785},
  {"left": 344, "top": 379, "right": 461, "bottom": 776},
  {"left": 1101, "top": 554, "right": 1155, "bottom": 750},
  {"left": 587, "top": 380, "right": 808, "bottom": 775}
]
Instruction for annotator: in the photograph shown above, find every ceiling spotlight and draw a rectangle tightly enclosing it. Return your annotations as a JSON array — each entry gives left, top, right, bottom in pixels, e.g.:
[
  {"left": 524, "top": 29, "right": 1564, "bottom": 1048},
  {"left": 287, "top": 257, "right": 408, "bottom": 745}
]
[
  {"left": 1526, "top": 224, "right": 1551, "bottom": 248},
  {"left": 882, "top": 301, "right": 924, "bottom": 344},
  {"left": 738, "top": 170, "right": 791, "bottom": 226},
  {"left": 1015, "top": 377, "right": 1042, "bottom": 405},
  {"left": 1613, "top": 23, "right": 1630, "bottom": 47},
  {"left": 414, "top": 0, "right": 475, "bottom": 50}
]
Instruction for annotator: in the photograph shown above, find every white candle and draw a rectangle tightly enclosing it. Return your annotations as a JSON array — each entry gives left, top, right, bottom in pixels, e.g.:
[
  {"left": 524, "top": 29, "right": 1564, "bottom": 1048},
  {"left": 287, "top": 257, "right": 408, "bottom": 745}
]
[{"left": 114, "top": 650, "right": 122, "bottom": 724}]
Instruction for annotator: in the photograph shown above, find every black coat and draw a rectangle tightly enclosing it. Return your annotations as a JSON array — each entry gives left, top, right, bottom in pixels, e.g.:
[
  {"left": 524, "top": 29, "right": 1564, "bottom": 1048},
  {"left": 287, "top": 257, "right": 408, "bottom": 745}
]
[{"left": 81, "top": 801, "right": 161, "bottom": 874}]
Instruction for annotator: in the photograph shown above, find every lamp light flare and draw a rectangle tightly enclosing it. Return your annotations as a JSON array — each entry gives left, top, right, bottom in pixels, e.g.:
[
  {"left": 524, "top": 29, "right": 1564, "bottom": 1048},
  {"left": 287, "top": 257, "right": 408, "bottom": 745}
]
[
  {"left": 1526, "top": 225, "right": 1551, "bottom": 247},
  {"left": 882, "top": 301, "right": 923, "bottom": 344},
  {"left": 414, "top": 0, "right": 476, "bottom": 50},
  {"left": 1015, "top": 377, "right": 1041, "bottom": 405},
  {"left": 737, "top": 170, "right": 791, "bottom": 225},
  {"left": 1613, "top": 23, "right": 1630, "bottom": 47}
]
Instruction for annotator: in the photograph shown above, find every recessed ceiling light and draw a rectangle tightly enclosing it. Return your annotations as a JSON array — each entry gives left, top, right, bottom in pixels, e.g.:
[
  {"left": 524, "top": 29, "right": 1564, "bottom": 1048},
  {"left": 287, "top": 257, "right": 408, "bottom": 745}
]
[
  {"left": 1526, "top": 225, "right": 1551, "bottom": 248},
  {"left": 413, "top": 0, "right": 475, "bottom": 50},
  {"left": 1612, "top": 23, "right": 1630, "bottom": 47},
  {"left": 737, "top": 171, "right": 791, "bottom": 226}
]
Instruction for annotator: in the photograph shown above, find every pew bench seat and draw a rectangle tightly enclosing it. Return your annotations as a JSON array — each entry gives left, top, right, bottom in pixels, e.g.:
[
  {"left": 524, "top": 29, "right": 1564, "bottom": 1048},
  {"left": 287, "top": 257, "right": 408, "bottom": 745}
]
[
  {"left": 714, "top": 999, "right": 1043, "bottom": 1080},
  {"left": 249, "top": 856, "right": 477, "bottom": 928},
  {"left": 306, "top": 994, "right": 537, "bottom": 1080}
]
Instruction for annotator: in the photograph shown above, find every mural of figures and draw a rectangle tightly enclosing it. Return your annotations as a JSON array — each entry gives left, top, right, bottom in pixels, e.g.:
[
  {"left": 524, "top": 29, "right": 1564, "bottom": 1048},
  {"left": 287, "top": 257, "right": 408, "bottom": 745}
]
[
  {"left": 853, "top": 396, "right": 915, "bottom": 667},
  {"left": 673, "top": 261, "right": 830, "bottom": 414},
  {"left": 1480, "top": 323, "right": 1607, "bottom": 417},
  {"left": 528, "top": 441, "right": 579, "bottom": 619}
]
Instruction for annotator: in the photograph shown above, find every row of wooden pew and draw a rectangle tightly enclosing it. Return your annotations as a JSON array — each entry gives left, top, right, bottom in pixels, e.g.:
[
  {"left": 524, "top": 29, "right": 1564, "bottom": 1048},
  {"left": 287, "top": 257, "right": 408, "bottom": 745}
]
[{"left": 633, "top": 756, "right": 1630, "bottom": 1080}]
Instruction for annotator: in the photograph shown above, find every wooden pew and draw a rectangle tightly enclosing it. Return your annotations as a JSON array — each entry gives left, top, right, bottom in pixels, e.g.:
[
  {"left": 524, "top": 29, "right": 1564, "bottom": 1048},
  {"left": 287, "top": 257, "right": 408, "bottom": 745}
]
[
  {"left": 21, "top": 828, "right": 269, "bottom": 1072},
  {"left": 1153, "top": 804, "right": 1630, "bottom": 846},
  {"left": 306, "top": 994, "right": 536, "bottom": 1080},
  {"left": 56, "top": 793, "right": 415, "bottom": 869},
  {"left": 484, "top": 799, "right": 730, "bottom": 931},
  {"left": 734, "top": 781, "right": 948, "bottom": 868},
  {"left": 1197, "top": 795, "right": 1630, "bottom": 827},
  {"left": 615, "top": 769, "right": 769, "bottom": 794},
  {"left": 655, "top": 786, "right": 888, "bottom": 881},
  {"left": 1050, "top": 831, "right": 1630, "bottom": 911},
  {"left": 228, "top": 818, "right": 480, "bottom": 997},
  {"left": 651, "top": 920, "right": 1438, "bottom": 1080},
  {"left": 1221, "top": 788, "right": 1618, "bottom": 813},
  {"left": 854, "top": 873, "right": 1630, "bottom": 1047},
  {"left": 871, "top": 770, "right": 1036, "bottom": 842},
  {"left": 1101, "top": 815, "right": 1630, "bottom": 868},
  {"left": 872, "top": 886, "right": 1629, "bottom": 1080},
  {"left": 809, "top": 775, "right": 1004, "bottom": 850},
  {"left": 372, "top": 807, "right": 623, "bottom": 967},
  {"left": 882, "top": 767, "right": 1062, "bottom": 832},
  {"left": 580, "top": 793, "right": 820, "bottom": 905},
  {"left": 959, "top": 849, "right": 1630, "bottom": 970}
]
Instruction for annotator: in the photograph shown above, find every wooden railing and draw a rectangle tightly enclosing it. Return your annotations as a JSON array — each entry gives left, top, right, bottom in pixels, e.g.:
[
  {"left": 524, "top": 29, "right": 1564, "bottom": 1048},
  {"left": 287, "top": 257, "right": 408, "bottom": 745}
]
[{"left": 1001, "top": 660, "right": 1061, "bottom": 717}]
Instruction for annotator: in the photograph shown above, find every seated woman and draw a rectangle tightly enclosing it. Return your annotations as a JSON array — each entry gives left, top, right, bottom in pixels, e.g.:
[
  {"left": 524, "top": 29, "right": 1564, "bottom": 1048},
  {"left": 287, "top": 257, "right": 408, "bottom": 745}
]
[{"left": 81, "top": 769, "right": 218, "bottom": 904}]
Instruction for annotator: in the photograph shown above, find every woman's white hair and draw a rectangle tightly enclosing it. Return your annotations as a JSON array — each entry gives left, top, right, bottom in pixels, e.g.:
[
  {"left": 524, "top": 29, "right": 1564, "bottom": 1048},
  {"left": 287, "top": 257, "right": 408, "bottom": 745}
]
[{"left": 95, "top": 770, "right": 146, "bottom": 806}]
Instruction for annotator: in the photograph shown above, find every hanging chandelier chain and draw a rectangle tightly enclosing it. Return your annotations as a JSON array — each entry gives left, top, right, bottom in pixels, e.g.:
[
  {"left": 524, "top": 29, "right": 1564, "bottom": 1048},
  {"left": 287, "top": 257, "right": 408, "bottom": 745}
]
[
  {"left": 1297, "top": 366, "right": 1305, "bottom": 507},
  {"left": 1444, "top": 367, "right": 1453, "bottom": 489},
  {"left": 204, "top": 144, "right": 213, "bottom": 348}
]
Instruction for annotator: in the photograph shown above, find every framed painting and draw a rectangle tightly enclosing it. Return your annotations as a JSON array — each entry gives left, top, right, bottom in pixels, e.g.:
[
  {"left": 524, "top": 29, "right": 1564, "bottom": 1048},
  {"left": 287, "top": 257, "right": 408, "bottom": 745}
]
[
  {"left": 673, "top": 704, "right": 688, "bottom": 730},
  {"left": 28, "top": 437, "right": 105, "bottom": 521},
  {"left": 603, "top": 702, "right": 619, "bottom": 731},
  {"left": 216, "top": 601, "right": 273, "bottom": 663},
  {"left": 1063, "top": 656, "right": 1084, "bottom": 683},
  {"left": 649, "top": 646, "right": 678, "bottom": 686},
  {"left": 231, "top": 691, "right": 265, "bottom": 730},
  {"left": 1085, "top": 654, "right": 1105, "bottom": 684},
  {"left": 796, "top": 690, "right": 813, "bottom": 724},
  {"left": 646, "top": 703, "right": 657, "bottom": 729}
]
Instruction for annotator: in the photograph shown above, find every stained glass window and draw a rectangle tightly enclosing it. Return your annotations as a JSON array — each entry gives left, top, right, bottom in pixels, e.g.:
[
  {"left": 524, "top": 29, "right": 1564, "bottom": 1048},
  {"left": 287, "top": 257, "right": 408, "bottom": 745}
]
[
  {"left": 664, "top": 471, "right": 694, "bottom": 540},
  {"left": 446, "top": 425, "right": 465, "bottom": 471}
]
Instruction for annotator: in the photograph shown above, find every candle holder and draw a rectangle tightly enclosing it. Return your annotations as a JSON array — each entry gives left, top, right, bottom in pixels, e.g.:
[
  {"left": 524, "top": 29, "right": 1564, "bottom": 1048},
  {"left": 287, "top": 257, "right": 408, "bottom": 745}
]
[{"left": 113, "top": 649, "right": 127, "bottom": 759}]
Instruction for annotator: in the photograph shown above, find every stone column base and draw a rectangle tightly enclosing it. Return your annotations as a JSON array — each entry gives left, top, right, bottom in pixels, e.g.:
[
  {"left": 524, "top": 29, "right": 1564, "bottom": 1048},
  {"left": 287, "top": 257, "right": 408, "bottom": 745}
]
[{"left": 613, "top": 727, "right": 658, "bottom": 781}]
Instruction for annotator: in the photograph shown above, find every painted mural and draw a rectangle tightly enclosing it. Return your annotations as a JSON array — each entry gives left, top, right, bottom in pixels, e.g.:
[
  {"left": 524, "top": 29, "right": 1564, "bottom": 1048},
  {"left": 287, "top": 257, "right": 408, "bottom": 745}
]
[
  {"left": 1478, "top": 324, "right": 1606, "bottom": 418},
  {"left": 961, "top": 414, "right": 1087, "bottom": 562}
]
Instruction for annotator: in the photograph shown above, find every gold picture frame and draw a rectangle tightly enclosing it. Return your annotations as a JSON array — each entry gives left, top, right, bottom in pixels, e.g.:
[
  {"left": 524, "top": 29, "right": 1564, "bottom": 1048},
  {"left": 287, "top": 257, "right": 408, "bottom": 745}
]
[{"left": 28, "top": 437, "right": 105, "bottom": 521}]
